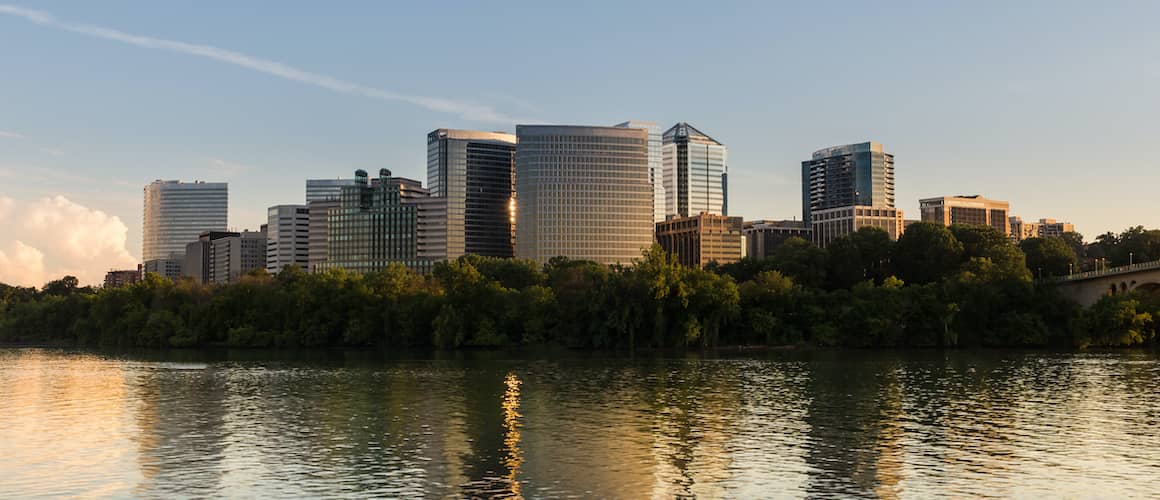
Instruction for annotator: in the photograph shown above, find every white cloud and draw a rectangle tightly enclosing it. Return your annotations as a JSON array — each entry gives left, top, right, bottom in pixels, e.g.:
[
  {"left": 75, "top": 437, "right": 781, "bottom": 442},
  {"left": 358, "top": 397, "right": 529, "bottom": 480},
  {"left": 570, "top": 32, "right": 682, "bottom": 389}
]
[
  {"left": 0, "top": 241, "right": 46, "bottom": 288},
  {"left": 39, "top": 147, "right": 65, "bottom": 156},
  {"left": 207, "top": 157, "right": 255, "bottom": 177},
  {"left": 0, "top": 130, "right": 24, "bottom": 139},
  {"left": 0, "top": 195, "right": 137, "bottom": 287},
  {"left": 0, "top": 4, "right": 533, "bottom": 124}
]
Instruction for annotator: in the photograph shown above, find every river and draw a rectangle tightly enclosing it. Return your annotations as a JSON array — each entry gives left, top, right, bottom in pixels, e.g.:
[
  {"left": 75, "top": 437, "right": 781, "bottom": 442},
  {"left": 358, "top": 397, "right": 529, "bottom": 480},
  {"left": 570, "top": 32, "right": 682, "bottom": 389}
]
[{"left": 0, "top": 348, "right": 1158, "bottom": 498}]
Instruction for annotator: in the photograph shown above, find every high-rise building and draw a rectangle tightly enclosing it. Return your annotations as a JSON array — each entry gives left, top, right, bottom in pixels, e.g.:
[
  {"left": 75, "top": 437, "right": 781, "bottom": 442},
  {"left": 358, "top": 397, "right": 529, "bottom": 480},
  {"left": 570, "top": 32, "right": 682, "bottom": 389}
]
[
  {"left": 305, "top": 178, "right": 358, "bottom": 272},
  {"left": 615, "top": 121, "right": 665, "bottom": 223},
  {"left": 212, "top": 229, "right": 267, "bottom": 284},
  {"left": 142, "top": 180, "right": 228, "bottom": 262},
  {"left": 655, "top": 214, "right": 743, "bottom": 267},
  {"left": 801, "top": 142, "right": 894, "bottom": 225},
  {"left": 316, "top": 169, "right": 430, "bottom": 274},
  {"left": 920, "top": 195, "right": 1010, "bottom": 235},
  {"left": 743, "top": 220, "right": 812, "bottom": 259},
  {"left": 183, "top": 231, "right": 239, "bottom": 284},
  {"left": 266, "top": 205, "right": 310, "bottom": 274},
  {"left": 426, "top": 129, "right": 517, "bottom": 259},
  {"left": 662, "top": 122, "right": 727, "bottom": 218},
  {"left": 812, "top": 206, "right": 905, "bottom": 248},
  {"left": 515, "top": 125, "right": 653, "bottom": 265},
  {"left": 306, "top": 178, "right": 360, "bottom": 203},
  {"left": 104, "top": 267, "right": 142, "bottom": 288}
]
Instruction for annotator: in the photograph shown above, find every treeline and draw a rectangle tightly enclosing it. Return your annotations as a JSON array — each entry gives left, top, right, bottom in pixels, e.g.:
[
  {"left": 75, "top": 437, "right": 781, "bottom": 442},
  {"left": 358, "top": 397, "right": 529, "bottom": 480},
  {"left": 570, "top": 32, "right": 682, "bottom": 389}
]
[{"left": 1, "top": 223, "right": 1158, "bottom": 350}]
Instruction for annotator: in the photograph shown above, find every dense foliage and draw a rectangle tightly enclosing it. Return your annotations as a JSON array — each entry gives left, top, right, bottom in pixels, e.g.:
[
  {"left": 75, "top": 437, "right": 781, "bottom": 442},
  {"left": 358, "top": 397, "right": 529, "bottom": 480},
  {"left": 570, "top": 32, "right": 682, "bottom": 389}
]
[{"left": 1, "top": 223, "right": 1156, "bottom": 350}]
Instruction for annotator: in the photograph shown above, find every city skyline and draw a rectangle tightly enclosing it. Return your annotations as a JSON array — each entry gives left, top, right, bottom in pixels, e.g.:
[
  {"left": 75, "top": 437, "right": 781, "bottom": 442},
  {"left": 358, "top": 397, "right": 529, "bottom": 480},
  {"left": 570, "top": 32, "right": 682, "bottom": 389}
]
[{"left": 2, "top": 2, "right": 1159, "bottom": 285}]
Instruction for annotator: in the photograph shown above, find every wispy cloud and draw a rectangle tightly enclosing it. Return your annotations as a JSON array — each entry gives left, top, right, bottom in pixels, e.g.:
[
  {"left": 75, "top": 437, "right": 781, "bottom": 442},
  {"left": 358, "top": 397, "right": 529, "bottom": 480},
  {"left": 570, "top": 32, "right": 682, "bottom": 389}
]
[
  {"left": 39, "top": 147, "right": 65, "bottom": 156},
  {"left": 0, "top": 130, "right": 25, "bottom": 139},
  {"left": 0, "top": 4, "right": 533, "bottom": 124}
]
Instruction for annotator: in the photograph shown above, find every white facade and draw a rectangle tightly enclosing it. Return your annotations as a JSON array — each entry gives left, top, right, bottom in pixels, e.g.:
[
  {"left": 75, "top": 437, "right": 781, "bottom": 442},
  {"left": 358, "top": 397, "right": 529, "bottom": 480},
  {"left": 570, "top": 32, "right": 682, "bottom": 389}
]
[
  {"left": 662, "top": 123, "right": 727, "bottom": 218},
  {"left": 266, "top": 205, "right": 310, "bottom": 274}
]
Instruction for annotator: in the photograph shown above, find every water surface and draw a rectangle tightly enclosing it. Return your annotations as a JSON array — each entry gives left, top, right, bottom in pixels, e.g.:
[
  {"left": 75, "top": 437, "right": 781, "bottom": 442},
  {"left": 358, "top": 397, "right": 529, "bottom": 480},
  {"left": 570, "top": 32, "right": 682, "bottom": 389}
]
[{"left": 1, "top": 348, "right": 1158, "bottom": 498}]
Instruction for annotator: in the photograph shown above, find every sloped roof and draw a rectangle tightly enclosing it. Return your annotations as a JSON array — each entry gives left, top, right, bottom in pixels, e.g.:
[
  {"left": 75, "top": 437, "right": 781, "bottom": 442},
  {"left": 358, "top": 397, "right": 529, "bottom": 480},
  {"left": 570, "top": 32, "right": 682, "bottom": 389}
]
[{"left": 662, "top": 122, "right": 723, "bottom": 145}]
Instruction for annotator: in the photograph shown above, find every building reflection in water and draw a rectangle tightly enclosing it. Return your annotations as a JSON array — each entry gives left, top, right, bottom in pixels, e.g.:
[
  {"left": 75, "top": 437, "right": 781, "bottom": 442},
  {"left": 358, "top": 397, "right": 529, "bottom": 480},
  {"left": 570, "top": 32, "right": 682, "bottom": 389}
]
[{"left": 501, "top": 372, "right": 524, "bottom": 498}]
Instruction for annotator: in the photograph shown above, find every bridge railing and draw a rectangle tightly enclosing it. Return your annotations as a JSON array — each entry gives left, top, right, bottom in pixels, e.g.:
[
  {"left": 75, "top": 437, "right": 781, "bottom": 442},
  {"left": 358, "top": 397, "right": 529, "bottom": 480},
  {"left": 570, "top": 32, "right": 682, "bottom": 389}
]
[{"left": 1046, "top": 259, "right": 1160, "bottom": 283}]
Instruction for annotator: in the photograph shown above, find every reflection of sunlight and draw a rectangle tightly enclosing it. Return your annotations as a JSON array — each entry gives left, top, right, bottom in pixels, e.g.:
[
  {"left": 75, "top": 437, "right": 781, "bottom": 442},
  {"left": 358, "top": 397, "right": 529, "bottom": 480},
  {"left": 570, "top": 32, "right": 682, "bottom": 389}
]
[{"left": 502, "top": 372, "right": 524, "bottom": 498}]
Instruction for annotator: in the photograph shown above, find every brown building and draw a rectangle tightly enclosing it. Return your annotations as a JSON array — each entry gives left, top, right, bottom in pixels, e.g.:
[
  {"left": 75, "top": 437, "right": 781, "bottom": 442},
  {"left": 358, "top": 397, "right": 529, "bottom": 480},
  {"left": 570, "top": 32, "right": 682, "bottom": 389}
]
[
  {"left": 655, "top": 213, "right": 743, "bottom": 267},
  {"left": 1009, "top": 216, "right": 1075, "bottom": 241},
  {"left": 104, "top": 267, "right": 142, "bottom": 288},
  {"left": 742, "top": 220, "right": 811, "bottom": 259},
  {"left": 919, "top": 195, "right": 1010, "bottom": 235}
]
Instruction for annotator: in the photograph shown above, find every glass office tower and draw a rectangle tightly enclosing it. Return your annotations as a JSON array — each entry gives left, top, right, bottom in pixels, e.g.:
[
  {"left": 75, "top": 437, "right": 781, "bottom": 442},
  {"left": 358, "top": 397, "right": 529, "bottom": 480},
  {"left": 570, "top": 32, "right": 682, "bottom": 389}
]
[
  {"left": 142, "top": 180, "right": 228, "bottom": 262},
  {"left": 662, "top": 122, "right": 727, "bottom": 218},
  {"left": 426, "top": 129, "right": 517, "bottom": 259},
  {"left": 615, "top": 121, "right": 666, "bottom": 223},
  {"left": 515, "top": 125, "right": 653, "bottom": 265},
  {"left": 800, "top": 141, "right": 895, "bottom": 225},
  {"left": 315, "top": 169, "right": 429, "bottom": 273}
]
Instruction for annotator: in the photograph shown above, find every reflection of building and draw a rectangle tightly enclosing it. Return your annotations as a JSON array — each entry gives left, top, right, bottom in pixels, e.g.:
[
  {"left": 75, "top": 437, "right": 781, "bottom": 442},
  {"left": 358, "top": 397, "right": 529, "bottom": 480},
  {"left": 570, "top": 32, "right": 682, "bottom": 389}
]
[
  {"left": 616, "top": 121, "right": 666, "bottom": 223},
  {"left": 919, "top": 195, "right": 1010, "bottom": 235},
  {"left": 316, "top": 169, "right": 430, "bottom": 273},
  {"left": 515, "top": 125, "right": 653, "bottom": 265},
  {"left": 104, "top": 267, "right": 142, "bottom": 287},
  {"left": 812, "top": 206, "right": 904, "bottom": 248},
  {"left": 801, "top": 142, "right": 894, "bottom": 226},
  {"left": 743, "top": 220, "right": 812, "bottom": 259},
  {"left": 662, "top": 122, "right": 727, "bottom": 218},
  {"left": 656, "top": 214, "right": 743, "bottom": 267},
  {"left": 426, "top": 129, "right": 517, "bottom": 259},
  {"left": 266, "top": 205, "right": 310, "bottom": 274},
  {"left": 1009, "top": 216, "right": 1075, "bottom": 241}
]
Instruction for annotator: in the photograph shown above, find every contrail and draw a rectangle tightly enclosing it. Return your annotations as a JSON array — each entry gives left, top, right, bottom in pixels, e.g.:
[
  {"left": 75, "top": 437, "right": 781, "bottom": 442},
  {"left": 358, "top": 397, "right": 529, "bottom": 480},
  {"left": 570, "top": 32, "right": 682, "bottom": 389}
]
[{"left": 0, "top": 4, "right": 527, "bottom": 124}]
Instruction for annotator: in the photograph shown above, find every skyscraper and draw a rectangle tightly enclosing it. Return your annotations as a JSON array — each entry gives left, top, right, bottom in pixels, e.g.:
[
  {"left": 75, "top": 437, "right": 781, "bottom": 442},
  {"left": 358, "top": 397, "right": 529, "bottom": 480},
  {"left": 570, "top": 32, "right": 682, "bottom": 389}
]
[
  {"left": 515, "top": 125, "right": 653, "bottom": 265},
  {"left": 142, "top": 180, "right": 227, "bottom": 278},
  {"left": 426, "top": 129, "right": 517, "bottom": 259},
  {"left": 615, "top": 121, "right": 665, "bottom": 223},
  {"left": 266, "top": 205, "right": 310, "bottom": 274},
  {"left": 662, "top": 122, "right": 727, "bottom": 218},
  {"left": 801, "top": 142, "right": 895, "bottom": 225},
  {"left": 316, "top": 169, "right": 429, "bottom": 274}
]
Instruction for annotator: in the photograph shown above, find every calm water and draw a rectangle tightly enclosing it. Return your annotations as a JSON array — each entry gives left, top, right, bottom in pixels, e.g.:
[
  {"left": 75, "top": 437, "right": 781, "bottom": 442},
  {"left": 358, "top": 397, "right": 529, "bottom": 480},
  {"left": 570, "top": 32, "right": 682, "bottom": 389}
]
[{"left": 1, "top": 348, "right": 1159, "bottom": 499}]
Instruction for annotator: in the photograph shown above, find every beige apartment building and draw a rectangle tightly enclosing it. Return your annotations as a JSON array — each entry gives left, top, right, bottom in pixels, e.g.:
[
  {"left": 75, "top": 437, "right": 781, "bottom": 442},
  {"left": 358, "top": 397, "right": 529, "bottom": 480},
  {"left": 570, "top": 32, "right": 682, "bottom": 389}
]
[
  {"left": 655, "top": 214, "right": 744, "bottom": 267},
  {"left": 919, "top": 195, "right": 1010, "bottom": 235},
  {"left": 1009, "top": 216, "right": 1076, "bottom": 241}
]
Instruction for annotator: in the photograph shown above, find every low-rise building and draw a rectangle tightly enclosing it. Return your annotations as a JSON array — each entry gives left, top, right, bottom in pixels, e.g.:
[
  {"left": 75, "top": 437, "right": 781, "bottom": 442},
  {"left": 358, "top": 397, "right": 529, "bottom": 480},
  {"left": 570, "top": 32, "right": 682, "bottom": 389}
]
[
  {"left": 812, "top": 206, "right": 904, "bottom": 248},
  {"left": 104, "top": 267, "right": 142, "bottom": 287},
  {"left": 1009, "top": 216, "right": 1075, "bottom": 241},
  {"left": 919, "top": 195, "right": 1010, "bottom": 235},
  {"left": 742, "top": 220, "right": 812, "bottom": 259},
  {"left": 142, "top": 258, "right": 182, "bottom": 280},
  {"left": 655, "top": 213, "right": 743, "bottom": 267}
]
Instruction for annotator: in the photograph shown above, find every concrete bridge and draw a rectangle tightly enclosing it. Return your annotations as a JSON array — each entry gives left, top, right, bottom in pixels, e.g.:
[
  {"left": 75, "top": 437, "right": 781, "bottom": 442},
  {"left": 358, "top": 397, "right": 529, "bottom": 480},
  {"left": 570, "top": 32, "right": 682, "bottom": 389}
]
[{"left": 1049, "top": 259, "right": 1160, "bottom": 306}]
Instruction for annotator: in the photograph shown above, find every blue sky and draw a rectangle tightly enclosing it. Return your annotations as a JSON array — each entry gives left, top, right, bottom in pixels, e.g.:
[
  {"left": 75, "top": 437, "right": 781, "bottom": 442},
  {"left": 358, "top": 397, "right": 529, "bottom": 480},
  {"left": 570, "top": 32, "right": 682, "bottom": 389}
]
[{"left": 1, "top": 1, "right": 1158, "bottom": 284}]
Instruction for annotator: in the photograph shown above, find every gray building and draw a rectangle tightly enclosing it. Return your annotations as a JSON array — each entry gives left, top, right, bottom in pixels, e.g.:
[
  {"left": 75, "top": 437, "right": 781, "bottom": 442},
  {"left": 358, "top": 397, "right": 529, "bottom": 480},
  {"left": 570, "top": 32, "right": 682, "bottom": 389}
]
[
  {"left": 743, "top": 220, "right": 813, "bottom": 259},
  {"left": 662, "top": 122, "right": 727, "bottom": 218},
  {"left": 142, "top": 258, "right": 183, "bottom": 280},
  {"left": 515, "top": 124, "right": 653, "bottom": 265},
  {"left": 801, "top": 142, "right": 895, "bottom": 225},
  {"left": 615, "top": 121, "right": 666, "bottom": 223},
  {"left": 142, "top": 180, "right": 227, "bottom": 263},
  {"left": 183, "top": 231, "right": 237, "bottom": 284},
  {"left": 426, "top": 129, "right": 517, "bottom": 259},
  {"left": 212, "top": 229, "right": 267, "bottom": 284},
  {"left": 266, "top": 205, "right": 310, "bottom": 274},
  {"left": 316, "top": 169, "right": 430, "bottom": 274},
  {"left": 305, "top": 178, "right": 358, "bottom": 272}
]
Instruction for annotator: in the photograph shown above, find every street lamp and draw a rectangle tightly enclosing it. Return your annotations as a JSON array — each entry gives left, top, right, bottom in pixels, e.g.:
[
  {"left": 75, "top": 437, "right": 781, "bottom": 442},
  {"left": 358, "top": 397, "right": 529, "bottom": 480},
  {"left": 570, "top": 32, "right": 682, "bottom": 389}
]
[{"left": 1130, "top": 252, "right": 1134, "bottom": 267}]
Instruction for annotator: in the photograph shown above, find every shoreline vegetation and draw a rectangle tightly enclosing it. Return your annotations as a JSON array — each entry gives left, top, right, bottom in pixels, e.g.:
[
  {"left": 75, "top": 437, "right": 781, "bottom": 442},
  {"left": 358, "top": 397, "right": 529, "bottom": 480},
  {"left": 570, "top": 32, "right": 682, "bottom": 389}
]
[{"left": 2, "top": 223, "right": 1159, "bottom": 350}]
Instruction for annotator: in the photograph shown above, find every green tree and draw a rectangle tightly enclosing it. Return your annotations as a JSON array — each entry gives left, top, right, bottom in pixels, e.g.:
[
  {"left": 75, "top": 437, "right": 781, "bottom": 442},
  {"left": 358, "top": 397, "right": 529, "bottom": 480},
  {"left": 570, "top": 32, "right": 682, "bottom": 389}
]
[
  {"left": 893, "top": 222, "right": 963, "bottom": 284},
  {"left": 1020, "top": 237, "right": 1078, "bottom": 278}
]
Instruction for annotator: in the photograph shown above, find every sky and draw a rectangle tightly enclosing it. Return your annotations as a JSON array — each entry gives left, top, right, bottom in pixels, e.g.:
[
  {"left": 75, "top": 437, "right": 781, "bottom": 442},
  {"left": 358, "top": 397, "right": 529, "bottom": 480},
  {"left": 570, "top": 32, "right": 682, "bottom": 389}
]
[{"left": 1, "top": 1, "right": 1159, "bottom": 286}]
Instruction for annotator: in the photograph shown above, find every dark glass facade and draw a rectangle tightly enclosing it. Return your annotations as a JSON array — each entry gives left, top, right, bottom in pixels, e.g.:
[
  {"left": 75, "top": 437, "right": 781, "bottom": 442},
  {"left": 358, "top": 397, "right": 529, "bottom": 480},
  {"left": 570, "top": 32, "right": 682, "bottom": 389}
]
[
  {"left": 427, "top": 129, "right": 517, "bottom": 259},
  {"left": 801, "top": 142, "right": 895, "bottom": 225}
]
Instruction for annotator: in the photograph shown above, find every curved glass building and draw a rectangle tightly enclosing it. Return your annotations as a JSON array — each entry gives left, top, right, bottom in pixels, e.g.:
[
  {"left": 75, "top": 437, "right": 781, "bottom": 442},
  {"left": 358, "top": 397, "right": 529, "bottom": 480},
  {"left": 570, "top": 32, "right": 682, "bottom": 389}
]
[{"left": 515, "top": 125, "right": 653, "bottom": 265}]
